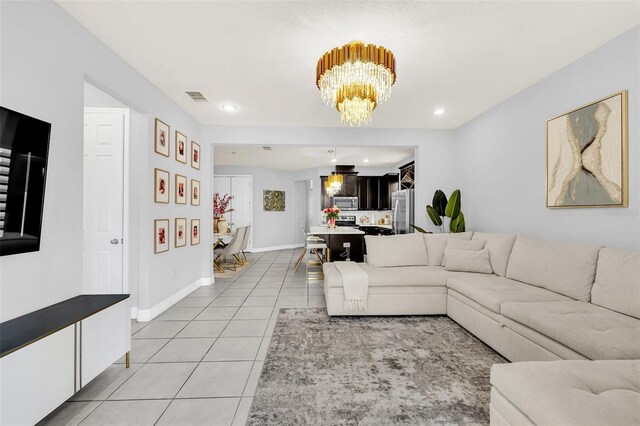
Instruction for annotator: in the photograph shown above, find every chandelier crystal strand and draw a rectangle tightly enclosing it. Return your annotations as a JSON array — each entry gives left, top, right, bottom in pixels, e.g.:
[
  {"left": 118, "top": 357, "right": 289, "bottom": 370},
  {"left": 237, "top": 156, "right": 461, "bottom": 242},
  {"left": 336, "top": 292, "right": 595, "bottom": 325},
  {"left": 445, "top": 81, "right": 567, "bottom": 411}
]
[{"left": 316, "top": 42, "right": 396, "bottom": 126}]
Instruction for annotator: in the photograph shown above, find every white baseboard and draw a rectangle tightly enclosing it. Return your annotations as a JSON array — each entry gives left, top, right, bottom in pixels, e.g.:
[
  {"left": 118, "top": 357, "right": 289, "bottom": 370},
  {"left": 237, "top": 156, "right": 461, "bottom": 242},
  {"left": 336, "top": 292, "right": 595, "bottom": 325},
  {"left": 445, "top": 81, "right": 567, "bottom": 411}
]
[
  {"left": 251, "top": 243, "right": 304, "bottom": 253},
  {"left": 130, "top": 307, "right": 138, "bottom": 320},
  {"left": 136, "top": 277, "right": 210, "bottom": 322}
]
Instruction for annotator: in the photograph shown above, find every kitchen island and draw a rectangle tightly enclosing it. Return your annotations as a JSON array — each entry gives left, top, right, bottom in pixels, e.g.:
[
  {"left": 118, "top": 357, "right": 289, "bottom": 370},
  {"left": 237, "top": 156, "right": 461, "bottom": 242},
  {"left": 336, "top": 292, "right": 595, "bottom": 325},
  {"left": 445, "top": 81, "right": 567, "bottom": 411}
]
[{"left": 309, "top": 226, "right": 365, "bottom": 262}]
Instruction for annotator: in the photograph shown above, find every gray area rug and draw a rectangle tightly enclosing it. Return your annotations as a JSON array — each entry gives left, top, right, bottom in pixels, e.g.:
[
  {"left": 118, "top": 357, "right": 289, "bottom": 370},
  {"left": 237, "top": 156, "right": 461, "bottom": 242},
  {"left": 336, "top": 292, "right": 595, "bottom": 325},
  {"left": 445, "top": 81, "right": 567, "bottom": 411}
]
[{"left": 248, "top": 309, "right": 507, "bottom": 425}]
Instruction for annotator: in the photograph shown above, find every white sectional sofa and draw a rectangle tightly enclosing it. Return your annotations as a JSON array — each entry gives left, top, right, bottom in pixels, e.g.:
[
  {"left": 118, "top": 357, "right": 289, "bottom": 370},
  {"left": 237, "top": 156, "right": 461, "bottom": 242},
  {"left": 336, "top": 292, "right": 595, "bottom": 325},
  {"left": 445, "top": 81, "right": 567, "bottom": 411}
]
[{"left": 322, "top": 231, "right": 640, "bottom": 425}]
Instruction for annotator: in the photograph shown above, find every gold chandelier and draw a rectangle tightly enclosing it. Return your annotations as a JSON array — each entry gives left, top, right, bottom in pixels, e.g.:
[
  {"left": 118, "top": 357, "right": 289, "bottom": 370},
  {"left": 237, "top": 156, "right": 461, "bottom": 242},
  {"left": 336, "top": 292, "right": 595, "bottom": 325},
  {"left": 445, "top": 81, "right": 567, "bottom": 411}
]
[
  {"left": 316, "top": 41, "right": 396, "bottom": 126},
  {"left": 324, "top": 149, "right": 343, "bottom": 196}
]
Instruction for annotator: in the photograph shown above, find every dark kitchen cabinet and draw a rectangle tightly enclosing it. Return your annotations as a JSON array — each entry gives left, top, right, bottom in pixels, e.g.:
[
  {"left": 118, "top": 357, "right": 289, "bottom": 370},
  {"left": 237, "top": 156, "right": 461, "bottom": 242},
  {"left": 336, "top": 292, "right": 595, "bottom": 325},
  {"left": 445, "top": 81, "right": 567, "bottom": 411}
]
[
  {"left": 379, "top": 173, "right": 399, "bottom": 210},
  {"left": 357, "top": 177, "right": 369, "bottom": 210},
  {"left": 335, "top": 174, "right": 357, "bottom": 197}
]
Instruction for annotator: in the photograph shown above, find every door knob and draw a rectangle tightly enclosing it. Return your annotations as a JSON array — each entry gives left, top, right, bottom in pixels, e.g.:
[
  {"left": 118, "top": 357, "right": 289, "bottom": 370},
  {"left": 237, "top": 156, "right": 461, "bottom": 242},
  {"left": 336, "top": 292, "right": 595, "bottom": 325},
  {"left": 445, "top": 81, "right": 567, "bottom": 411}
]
[{"left": 110, "top": 239, "right": 119, "bottom": 245}]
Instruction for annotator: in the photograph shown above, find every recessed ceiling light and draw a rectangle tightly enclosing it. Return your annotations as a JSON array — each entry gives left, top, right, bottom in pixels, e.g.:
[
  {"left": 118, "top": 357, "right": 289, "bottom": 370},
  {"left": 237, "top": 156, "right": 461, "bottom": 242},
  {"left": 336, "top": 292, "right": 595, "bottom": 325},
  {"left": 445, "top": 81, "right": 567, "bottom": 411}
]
[
  {"left": 433, "top": 108, "right": 446, "bottom": 115},
  {"left": 222, "top": 104, "right": 238, "bottom": 112},
  {"left": 363, "top": 159, "right": 369, "bottom": 163}
]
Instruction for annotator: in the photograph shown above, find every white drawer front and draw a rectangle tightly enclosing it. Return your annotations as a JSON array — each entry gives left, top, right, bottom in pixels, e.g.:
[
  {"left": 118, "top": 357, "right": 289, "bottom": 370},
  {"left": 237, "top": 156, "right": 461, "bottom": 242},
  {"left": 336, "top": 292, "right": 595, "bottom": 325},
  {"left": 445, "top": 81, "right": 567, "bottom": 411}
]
[
  {"left": 0, "top": 325, "right": 75, "bottom": 426},
  {"left": 81, "top": 299, "right": 130, "bottom": 386}
]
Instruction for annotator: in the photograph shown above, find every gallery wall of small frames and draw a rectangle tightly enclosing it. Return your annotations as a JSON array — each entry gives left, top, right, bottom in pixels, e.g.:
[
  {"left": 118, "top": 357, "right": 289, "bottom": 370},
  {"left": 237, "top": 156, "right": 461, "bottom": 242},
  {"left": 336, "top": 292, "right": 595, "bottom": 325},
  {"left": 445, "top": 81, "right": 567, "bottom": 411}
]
[{"left": 153, "top": 117, "right": 201, "bottom": 254}]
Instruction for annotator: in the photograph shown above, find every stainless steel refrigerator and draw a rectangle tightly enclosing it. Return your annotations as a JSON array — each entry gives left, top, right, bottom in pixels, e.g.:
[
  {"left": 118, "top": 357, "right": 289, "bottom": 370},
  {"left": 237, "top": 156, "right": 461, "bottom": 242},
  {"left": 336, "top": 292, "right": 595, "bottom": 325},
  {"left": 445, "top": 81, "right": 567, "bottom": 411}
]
[{"left": 392, "top": 189, "right": 414, "bottom": 234}]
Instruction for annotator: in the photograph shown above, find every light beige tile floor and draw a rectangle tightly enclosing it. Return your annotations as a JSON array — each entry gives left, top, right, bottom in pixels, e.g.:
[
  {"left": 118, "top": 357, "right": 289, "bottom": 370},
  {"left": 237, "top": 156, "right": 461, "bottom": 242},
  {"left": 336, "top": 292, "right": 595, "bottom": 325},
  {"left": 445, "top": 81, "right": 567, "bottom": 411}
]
[{"left": 38, "top": 248, "right": 326, "bottom": 426}]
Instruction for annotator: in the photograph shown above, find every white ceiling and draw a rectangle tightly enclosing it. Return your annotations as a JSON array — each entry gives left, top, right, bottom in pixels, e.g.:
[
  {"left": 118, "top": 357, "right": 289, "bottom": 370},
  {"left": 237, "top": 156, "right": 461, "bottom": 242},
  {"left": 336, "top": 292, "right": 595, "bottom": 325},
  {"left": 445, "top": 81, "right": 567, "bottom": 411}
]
[
  {"left": 58, "top": 1, "right": 639, "bottom": 129},
  {"left": 214, "top": 145, "right": 414, "bottom": 171}
]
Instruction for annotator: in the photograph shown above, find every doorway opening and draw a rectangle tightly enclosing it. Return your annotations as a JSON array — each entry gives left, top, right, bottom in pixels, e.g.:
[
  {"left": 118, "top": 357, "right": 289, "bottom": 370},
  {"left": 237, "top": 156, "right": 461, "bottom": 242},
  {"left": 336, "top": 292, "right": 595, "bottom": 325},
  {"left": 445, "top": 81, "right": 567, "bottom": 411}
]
[{"left": 82, "top": 82, "right": 130, "bottom": 294}]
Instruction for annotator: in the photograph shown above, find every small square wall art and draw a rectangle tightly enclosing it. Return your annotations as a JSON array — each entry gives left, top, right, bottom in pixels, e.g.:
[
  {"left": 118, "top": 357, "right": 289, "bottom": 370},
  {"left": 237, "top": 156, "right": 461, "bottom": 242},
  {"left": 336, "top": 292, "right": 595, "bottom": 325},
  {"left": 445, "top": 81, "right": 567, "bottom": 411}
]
[
  {"left": 154, "top": 219, "right": 169, "bottom": 253},
  {"left": 175, "top": 174, "right": 187, "bottom": 204},
  {"left": 263, "top": 190, "right": 285, "bottom": 211},
  {"left": 191, "top": 141, "right": 201, "bottom": 170},
  {"left": 191, "top": 179, "right": 200, "bottom": 206},
  {"left": 154, "top": 168, "right": 169, "bottom": 203},
  {"left": 175, "top": 131, "right": 187, "bottom": 163},
  {"left": 546, "top": 91, "right": 628, "bottom": 208},
  {"left": 154, "top": 118, "right": 170, "bottom": 157},
  {"left": 175, "top": 218, "right": 187, "bottom": 248},
  {"left": 191, "top": 219, "right": 200, "bottom": 245}
]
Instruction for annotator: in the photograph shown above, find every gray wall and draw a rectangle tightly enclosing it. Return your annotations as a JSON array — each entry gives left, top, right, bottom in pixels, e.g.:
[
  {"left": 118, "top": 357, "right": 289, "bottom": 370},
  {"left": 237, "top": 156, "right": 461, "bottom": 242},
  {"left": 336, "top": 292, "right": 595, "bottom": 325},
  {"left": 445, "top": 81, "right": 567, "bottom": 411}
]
[
  {"left": 456, "top": 26, "right": 639, "bottom": 250},
  {"left": 214, "top": 166, "right": 298, "bottom": 249},
  {"left": 1, "top": 1, "right": 212, "bottom": 321}
]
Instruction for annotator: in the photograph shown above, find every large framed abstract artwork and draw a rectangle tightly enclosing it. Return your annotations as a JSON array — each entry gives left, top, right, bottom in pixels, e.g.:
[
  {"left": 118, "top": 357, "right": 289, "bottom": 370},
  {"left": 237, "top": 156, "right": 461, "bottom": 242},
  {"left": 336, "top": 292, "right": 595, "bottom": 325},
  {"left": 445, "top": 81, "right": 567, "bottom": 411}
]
[{"left": 546, "top": 91, "right": 628, "bottom": 208}]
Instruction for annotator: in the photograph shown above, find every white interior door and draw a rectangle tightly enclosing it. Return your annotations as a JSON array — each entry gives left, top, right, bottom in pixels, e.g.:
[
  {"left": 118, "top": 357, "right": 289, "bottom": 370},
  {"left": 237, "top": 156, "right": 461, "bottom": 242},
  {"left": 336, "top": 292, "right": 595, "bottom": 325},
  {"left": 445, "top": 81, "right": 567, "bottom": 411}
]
[
  {"left": 231, "top": 176, "right": 252, "bottom": 250},
  {"left": 214, "top": 175, "right": 252, "bottom": 250},
  {"left": 83, "top": 110, "right": 124, "bottom": 294}
]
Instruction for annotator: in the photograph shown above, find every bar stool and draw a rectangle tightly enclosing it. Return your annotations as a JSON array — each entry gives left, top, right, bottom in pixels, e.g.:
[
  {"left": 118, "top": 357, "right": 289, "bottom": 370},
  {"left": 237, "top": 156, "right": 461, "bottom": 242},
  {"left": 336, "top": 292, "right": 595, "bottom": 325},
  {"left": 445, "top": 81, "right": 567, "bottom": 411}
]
[{"left": 305, "top": 239, "right": 327, "bottom": 281}]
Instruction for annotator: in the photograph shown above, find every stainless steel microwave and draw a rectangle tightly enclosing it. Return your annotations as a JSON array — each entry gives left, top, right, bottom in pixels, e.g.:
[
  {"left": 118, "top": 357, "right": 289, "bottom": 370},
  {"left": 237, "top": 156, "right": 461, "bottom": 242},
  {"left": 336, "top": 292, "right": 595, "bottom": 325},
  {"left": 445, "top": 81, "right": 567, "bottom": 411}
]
[{"left": 333, "top": 196, "right": 358, "bottom": 211}]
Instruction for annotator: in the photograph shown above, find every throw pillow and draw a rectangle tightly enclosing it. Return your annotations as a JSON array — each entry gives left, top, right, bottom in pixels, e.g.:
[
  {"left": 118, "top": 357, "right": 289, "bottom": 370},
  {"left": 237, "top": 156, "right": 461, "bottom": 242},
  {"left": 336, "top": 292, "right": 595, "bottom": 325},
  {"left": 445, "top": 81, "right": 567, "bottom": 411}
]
[
  {"left": 423, "top": 232, "right": 473, "bottom": 266},
  {"left": 444, "top": 249, "right": 493, "bottom": 274},
  {"left": 442, "top": 239, "right": 486, "bottom": 266}
]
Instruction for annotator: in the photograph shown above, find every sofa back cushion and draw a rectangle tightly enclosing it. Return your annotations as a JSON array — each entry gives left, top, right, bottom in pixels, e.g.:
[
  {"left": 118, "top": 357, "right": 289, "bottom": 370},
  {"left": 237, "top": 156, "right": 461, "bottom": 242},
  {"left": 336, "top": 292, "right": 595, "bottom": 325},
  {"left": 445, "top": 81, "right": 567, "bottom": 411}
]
[
  {"left": 423, "top": 232, "right": 473, "bottom": 266},
  {"left": 591, "top": 247, "right": 640, "bottom": 319},
  {"left": 506, "top": 236, "right": 601, "bottom": 301},
  {"left": 365, "top": 233, "right": 429, "bottom": 267},
  {"left": 472, "top": 232, "right": 517, "bottom": 277}
]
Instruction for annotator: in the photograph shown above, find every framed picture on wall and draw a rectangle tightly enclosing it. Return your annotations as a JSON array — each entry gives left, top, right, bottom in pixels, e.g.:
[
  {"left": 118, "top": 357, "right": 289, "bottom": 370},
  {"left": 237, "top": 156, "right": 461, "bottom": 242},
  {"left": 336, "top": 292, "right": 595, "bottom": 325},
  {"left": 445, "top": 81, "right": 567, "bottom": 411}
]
[
  {"left": 175, "top": 174, "right": 187, "bottom": 204},
  {"left": 191, "top": 179, "right": 200, "bottom": 206},
  {"left": 154, "top": 118, "right": 170, "bottom": 157},
  {"left": 546, "top": 91, "right": 628, "bottom": 208},
  {"left": 175, "top": 131, "right": 188, "bottom": 163},
  {"left": 191, "top": 141, "right": 201, "bottom": 170},
  {"left": 191, "top": 219, "right": 200, "bottom": 245},
  {"left": 154, "top": 168, "right": 170, "bottom": 203},
  {"left": 154, "top": 219, "right": 170, "bottom": 253},
  {"left": 263, "top": 190, "right": 286, "bottom": 211},
  {"left": 175, "top": 218, "right": 187, "bottom": 248}
]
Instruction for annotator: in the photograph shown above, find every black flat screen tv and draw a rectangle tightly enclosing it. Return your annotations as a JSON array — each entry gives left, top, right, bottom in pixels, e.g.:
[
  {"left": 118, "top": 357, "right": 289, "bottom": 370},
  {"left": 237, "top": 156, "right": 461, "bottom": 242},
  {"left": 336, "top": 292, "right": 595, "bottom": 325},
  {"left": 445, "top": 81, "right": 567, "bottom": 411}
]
[{"left": 0, "top": 107, "right": 51, "bottom": 256}]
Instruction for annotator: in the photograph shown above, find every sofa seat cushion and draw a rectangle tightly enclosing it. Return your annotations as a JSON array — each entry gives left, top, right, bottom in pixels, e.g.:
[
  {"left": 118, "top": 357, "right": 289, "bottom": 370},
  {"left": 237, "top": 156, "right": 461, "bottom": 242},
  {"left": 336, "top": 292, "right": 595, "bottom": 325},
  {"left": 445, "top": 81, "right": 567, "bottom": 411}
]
[
  {"left": 446, "top": 276, "right": 571, "bottom": 313},
  {"left": 323, "top": 263, "right": 477, "bottom": 288},
  {"left": 501, "top": 301, "right": 640, "bottom": 360},
  {"left": 491, "top": 360, "right": 640, "bottom": 426}
]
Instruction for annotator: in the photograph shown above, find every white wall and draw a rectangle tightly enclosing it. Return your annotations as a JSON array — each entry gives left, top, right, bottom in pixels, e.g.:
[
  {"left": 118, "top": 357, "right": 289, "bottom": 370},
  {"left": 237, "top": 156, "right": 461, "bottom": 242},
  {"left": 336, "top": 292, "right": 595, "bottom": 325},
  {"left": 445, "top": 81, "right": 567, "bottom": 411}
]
[
  {"left": 456, "top": 26, "right": 640, "bottom": 250},
  {"left": 214, "top": 166, "right": 299, "bottom": 250},
  {"left": 1, "top": 1, "right": 212, "bottom": 321}
]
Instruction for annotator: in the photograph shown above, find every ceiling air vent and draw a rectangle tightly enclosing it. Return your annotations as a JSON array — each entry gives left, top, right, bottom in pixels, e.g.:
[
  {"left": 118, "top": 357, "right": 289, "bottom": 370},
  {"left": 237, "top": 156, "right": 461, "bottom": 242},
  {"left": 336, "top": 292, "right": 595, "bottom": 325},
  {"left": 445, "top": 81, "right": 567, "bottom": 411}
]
[
  {"left": 185, "top": 91, "right": 208, "bottom": 102},
  {"left": 262, "top": 146, "right": 272, "bottom": 151}
]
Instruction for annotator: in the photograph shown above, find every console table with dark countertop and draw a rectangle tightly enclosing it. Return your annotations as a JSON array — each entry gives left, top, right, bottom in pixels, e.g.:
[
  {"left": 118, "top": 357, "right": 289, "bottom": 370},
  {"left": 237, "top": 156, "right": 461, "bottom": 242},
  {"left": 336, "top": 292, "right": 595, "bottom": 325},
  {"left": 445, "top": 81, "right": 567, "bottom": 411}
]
[
  {"left": 0, "top": 294, "right": 131, "bottom": 425},
  {"left": 0, "top": 294, "right": 129, "bottom": 358}
]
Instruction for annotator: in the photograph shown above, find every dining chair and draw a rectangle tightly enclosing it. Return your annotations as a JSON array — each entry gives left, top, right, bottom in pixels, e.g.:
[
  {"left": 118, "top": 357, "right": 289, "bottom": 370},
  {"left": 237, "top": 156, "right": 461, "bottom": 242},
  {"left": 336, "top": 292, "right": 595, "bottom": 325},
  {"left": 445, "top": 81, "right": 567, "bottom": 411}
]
[
  {"left": 214, "top": 226, "right": 246, "bottom": 271},
  {"left": 241, "top": 224, "right": 251, "bottom": 262}
]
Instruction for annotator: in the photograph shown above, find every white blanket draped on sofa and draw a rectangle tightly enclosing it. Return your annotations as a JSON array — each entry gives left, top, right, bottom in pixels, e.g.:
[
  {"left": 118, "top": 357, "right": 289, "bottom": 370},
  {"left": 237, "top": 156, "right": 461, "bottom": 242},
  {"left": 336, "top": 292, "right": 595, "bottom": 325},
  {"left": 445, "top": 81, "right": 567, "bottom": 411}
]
[{"left": 334, "top": 261, "right": 369, "bottom": 311}]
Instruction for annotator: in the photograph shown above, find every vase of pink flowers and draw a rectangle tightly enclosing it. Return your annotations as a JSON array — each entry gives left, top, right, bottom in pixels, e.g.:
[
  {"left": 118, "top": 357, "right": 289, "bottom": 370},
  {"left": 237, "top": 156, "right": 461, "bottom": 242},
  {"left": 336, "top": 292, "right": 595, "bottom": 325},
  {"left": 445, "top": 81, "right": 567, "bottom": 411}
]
[
  {"left": 323, "top": 207, "right": 341, "bottom": 229},
  {"left": 213, "top": 193, "right": 235, "bottom": 233}
]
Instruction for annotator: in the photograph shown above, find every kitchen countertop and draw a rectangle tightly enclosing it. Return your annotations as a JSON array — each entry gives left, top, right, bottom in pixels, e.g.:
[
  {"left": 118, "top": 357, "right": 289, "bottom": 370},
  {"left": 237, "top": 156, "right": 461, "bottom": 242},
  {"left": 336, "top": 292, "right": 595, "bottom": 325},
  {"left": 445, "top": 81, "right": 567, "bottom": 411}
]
[
  {"left": 310, "top": 226, "right": 365, "bottom": 235},
  {"left": 358, "top": 224, "right": 393, "bottom": 230}
]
